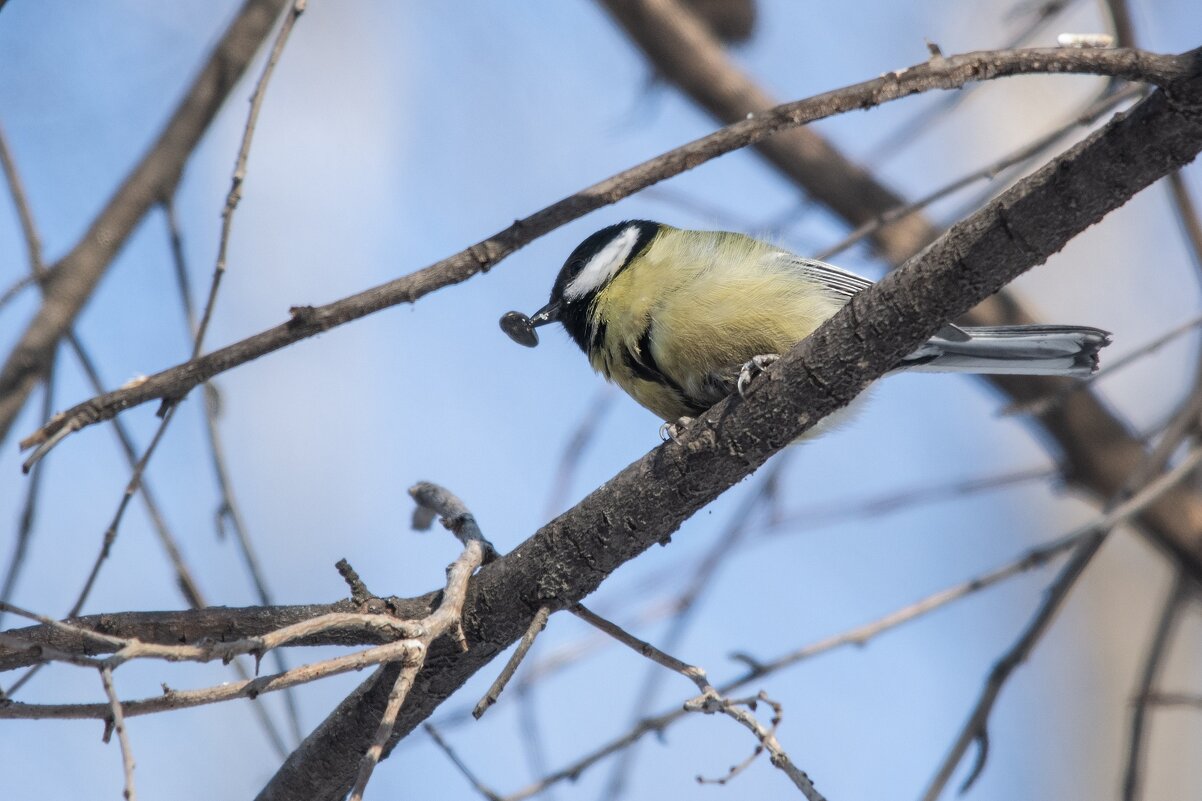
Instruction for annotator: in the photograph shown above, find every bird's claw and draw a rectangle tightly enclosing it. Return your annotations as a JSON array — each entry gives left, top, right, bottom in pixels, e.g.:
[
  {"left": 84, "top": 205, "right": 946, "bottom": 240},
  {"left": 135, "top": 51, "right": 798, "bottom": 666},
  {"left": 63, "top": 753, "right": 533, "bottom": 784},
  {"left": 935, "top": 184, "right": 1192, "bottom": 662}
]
[
  {"left": 737, "top": 354, "right": 781, "bottom": 397},
  {"left": 659, "top": 417, "right": 695, "bottom": 442}
]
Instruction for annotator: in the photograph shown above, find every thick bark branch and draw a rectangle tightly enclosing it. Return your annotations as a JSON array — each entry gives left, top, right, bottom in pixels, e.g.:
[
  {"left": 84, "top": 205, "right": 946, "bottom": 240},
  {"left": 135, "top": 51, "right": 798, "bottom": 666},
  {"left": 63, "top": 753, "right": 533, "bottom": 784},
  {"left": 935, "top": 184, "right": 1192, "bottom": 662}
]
[
  {"left": 0, "top": 0, "right": 290, "bottom": 443},
  {"left": 252, "top": 67, "right": 1202, "bottom": 801},
  {"left": 19, "top": 47, "right": 1191, "bottom": 458}
]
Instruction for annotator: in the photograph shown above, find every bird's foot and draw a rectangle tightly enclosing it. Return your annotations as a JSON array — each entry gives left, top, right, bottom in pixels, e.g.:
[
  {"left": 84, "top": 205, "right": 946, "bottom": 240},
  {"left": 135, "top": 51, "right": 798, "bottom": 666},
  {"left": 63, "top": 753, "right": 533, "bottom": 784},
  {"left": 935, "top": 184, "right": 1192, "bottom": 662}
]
[
  {"left": 659, "top": 416, "right": 695, "bottom": 442},
  {"left": 737, "top": 354, "right": 781, "bottom": 397}
]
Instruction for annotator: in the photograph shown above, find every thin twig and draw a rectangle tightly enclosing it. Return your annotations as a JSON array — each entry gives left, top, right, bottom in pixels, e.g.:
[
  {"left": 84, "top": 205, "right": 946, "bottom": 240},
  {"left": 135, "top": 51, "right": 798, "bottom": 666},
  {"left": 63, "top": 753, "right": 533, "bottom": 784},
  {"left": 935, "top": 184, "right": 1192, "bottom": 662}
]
[
  {"left": 1138, "top": 693, "right": 1202, "bottom": 709},
  {"left": 0, "top": 364, "right": 54, "bottom": 628},
  {"left": 921, "top": 445, "right": 1202, "bottom": 801},
  {"left": 764, "top": 465, "right": 1058, "bottom": 535},
  {"left": 44, "top": 0, "right": 307, "bottom": 747},
  {"left": 0, "top": 119, "right": 52, "bottom": 629},
  {"left": 815, "top": 83, "right": 1142, "bottom": 262},
  {"left": 162, "top": 194, "right": 302, "bottom": 742},
  {"left": 686, "top": 691, "right": 826, "bottom": 800},
  {"left": 573, "top": 603, "right": 825, "bottom": 800},
  {"left": 100, "top": 667, "right": 138, "bottom": 801},
  {"left": 421, "top": 463, "right": 1056, "bottom": 711},
  {"left": 861, "top": 0, "right": 1082, "bottom": 165},
  {"left": 0, "top": 120, "right": 44, "bottom": 272},
  {"left": 68, "top": 407, "right": 179, "bottom": 618},
  {"left": 425, "top": 723, "right": 504, "bottom": 801},
  {"left": 0, "top": 273, "right": 37, "bottom": 312},
  {"left": 0, "top": 638, "right": 425, "bottom": 721},
  {"left": 1104, "top": 0, "right": 1137, "bottom": 48},
  {"left": 349, "top": 660, "right": 423, "bottom": 801},
  {"left": 348, "top": 483, "right": 492, "bottom": 801},
  {"left": 571, "top": 604, "right": 710, "bottom": 693},
  {"left": 1168, "top": 171, "right": 1202, "bottom": 277},
  {"left": 543, "top": 390, "right": 616, "bottom": 518},
  {"left": 474, "top": 605, "right": 552, "bottom": 719},
  {"left": 192, "top": 0, "right": 306, "bottom": 358},
  {"left": 599, "top": 458, "right": 786, "bottom": 799},
  {"left": 0, "top": 0, "right": 291, "bottom": 445},
  {"left": 1121, "top": 574, "right": 1191, "bottom": 801}
]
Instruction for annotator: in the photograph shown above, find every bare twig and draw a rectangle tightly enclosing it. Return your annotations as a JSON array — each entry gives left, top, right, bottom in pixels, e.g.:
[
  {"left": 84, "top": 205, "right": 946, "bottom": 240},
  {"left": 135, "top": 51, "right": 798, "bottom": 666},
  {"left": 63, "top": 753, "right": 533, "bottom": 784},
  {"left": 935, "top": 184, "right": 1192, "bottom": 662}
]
[
  {"left": 0, "top": 0, "right": 291, "bottom": 444},
  {"left": 861, "top": 0, "right": 1081, "bottom": 165},
  {"left": 336, "top": 558, "right": 375, "bottom": 605},
  {"left": 921, "top": 446, "right": 1202, "bottom": 801},
  {"left": 0, "top": 364, "right": 54, "bottom": 628},
  {"left": 573, "top": 603, "right": 825, "bottom": 800},
  {"left": 474, "top": 605, "right": 552, "bottom": 719},
  {"left": 423, "top": 463, "right": 1056, "bottom": 715},
  {"left": 600, "top": 458, "right": 786, "bottom": 799},
  {"left": 0, "top": 120, "right": 44, "bottom": 272},
  {"left": 498, "top": 536, "right": 1076, "bottom": 800},
  {"left": 1121, "top": 575, "right": 1191, "bottom": 801},
  {"left": 68, "top": 408, "right": 179, "bottom": 618},
  {"left": 100, "top": 667, "right": 138, "bottom": 801},
  {"left": 12, "top": 336, "right": 291, "bottom": 754},
  {"left": 20, "top": 46, "right": 1191, "bottom": 461},
  {"left": 1168, "top": 171, "right": 1202, "bottom": 276},
  {"left": 1138, "top": 693, "right": 1202, "bottom": 709},
  {"left": 51, "top": 1, "right": 307, "bottom": 745},
  {"left": 0, "top": 638, "right": 426, "bottom": 722},
  {"left": 348, "top": 483, "right": 491, "bottom": 801},
  {"left": 65, "top": 341, "right": 207, "bottom": 606},
  {"left": 1, "top": 601, "right": 429, "bottom": 678},
  {"left": 815, "top": 84, "right": 1143, "bottom": 262},
  {"left": 349, "top": 660, "right": 424, "bottom": 801},
  {"left": 764, "top": 465, "right": 1058, "bottom": 535},
  {"left": 425, "top": 723, "right": 504, "bottom": 801},
  {"left": 543, "top": 390, "right": 616, "bottom": 518},
  {"left": 162, "top": 193, "right": 302, "bottom": 741},
  {"left": 1104, "top": 0, "right": 1137, "bottom": 48},
  {"left": 686, "top": 691, "right": 825, "bottom": 800},
  {"left": 0, "top": 120, "right": 53, "bottom": 629},
  {"left": 571, "top": 604, "right": 710, "bottom": 693},
  {"left": 0, "top": 273, "right": 37, "bottom": 312},
  {"left": 193, "top": 0, "right": 306, "bottom": 358}
]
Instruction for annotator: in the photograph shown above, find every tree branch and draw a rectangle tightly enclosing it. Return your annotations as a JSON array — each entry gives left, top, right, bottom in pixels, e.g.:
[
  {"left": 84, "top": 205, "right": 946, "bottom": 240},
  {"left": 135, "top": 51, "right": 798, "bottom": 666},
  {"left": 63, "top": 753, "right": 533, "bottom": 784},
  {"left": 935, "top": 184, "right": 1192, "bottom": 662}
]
[
  {"left": 19, "top": 46, "right": 1192, "bottom": 462},
  {"left": 0, "top": 0, "right": 291, "bottom": 444},
  {"left": 589, "top": 0, "right": 1202, "bottom": 597},
  {"left": 251, "top": 67, "right": 1202, "bottom": 801}
]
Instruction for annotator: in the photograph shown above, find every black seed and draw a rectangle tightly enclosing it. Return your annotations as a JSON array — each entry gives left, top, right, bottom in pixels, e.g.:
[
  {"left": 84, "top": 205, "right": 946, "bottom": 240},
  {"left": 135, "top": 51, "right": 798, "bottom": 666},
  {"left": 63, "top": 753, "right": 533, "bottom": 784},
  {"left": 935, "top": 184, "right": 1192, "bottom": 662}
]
[{"left": 500, "top": 310, "right": 539, "bottom": 347}]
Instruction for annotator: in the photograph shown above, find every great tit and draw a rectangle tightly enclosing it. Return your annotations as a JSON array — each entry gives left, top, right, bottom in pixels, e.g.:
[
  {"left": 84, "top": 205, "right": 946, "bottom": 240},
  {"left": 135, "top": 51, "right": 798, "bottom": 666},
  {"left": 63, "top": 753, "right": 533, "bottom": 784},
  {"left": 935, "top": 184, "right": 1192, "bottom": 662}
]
[{"left": 500, "top": 220, "right": 1111, "bottom": 430}]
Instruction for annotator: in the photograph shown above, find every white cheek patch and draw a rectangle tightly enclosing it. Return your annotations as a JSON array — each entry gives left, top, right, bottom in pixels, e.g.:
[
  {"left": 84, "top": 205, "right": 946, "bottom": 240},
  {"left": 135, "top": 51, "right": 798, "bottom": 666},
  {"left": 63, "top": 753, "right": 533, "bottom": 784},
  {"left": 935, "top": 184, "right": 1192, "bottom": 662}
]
[{"left": 564, "top": 226, "right": 641, "bottom": 300}]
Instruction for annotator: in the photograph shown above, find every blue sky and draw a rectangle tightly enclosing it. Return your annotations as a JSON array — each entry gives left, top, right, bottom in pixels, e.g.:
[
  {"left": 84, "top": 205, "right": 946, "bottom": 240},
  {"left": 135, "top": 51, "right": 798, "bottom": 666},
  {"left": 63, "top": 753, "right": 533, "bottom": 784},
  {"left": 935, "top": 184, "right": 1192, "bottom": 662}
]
[{"left": 1, "top": 1, "right": 1201, "bottom": 799}]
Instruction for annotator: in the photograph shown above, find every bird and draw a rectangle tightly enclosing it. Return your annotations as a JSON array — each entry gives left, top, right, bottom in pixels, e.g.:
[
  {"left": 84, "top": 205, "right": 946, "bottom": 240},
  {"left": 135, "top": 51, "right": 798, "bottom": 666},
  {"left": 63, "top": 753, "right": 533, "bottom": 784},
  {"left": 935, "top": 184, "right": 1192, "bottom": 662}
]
[{"left": 499, "top": 220, "right": 1111, "bottom": 437}]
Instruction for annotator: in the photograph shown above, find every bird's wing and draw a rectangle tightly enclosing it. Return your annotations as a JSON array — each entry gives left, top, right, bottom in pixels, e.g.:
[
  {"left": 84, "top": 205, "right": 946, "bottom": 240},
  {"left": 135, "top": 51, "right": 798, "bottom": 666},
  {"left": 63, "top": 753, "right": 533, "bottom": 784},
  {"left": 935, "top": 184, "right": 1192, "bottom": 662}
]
[
  {"left": 777, "top": 254, "right": 874, "bottom": 301},
  {"left": 777, "top": 253, "right": 971, "bottom": 342}
]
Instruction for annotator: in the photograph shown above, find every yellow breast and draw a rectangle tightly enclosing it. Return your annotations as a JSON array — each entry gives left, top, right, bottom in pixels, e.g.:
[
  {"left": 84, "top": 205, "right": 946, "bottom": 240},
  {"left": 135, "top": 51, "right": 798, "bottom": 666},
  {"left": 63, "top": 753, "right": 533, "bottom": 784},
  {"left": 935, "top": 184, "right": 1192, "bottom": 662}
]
[{"left": 587, "top": 228, "right": 845, "bottom": 422}]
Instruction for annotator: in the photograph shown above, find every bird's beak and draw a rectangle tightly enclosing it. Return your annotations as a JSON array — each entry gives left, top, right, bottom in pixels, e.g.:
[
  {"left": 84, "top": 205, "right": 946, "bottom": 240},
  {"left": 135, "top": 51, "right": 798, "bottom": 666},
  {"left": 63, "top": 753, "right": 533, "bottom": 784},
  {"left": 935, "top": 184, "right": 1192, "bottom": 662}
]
[
  {"left": 499, "top": 301, "right": 560, "bottom": 348},
  {"left": 529, "top": 301, "right": 560, "bottom": 327}
]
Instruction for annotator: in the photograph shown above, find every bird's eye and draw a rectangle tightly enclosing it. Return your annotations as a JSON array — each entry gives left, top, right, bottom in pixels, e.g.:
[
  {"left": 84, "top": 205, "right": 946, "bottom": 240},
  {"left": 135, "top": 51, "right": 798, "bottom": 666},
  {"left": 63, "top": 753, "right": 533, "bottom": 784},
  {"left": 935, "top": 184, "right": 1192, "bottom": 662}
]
[{"left": 565, "top": 258, "right": 586, "bottom": 278}]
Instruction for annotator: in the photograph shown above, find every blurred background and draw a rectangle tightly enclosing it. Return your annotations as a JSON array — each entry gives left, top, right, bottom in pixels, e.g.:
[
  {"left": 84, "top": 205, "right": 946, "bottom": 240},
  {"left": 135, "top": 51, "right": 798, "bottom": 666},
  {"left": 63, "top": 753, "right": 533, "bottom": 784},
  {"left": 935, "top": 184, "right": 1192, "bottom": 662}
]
[{"left": 1, "top": 1, "right": 1200, "bottom": 799}]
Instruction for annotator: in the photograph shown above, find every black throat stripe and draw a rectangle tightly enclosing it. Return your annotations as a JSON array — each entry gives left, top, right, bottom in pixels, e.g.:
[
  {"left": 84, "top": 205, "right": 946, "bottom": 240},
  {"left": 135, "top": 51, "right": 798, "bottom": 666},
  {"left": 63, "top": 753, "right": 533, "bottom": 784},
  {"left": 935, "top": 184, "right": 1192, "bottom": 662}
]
[{"left": 621, "top": 325, "right": 688, "bottom": 398}]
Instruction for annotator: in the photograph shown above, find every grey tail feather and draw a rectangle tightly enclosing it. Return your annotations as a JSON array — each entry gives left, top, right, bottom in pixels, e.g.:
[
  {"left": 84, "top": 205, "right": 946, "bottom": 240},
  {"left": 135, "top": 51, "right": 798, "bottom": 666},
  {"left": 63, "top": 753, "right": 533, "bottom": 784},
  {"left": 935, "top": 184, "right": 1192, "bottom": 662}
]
[{"left": 897, "top": 325, "right": 1112, "bottom": 377}]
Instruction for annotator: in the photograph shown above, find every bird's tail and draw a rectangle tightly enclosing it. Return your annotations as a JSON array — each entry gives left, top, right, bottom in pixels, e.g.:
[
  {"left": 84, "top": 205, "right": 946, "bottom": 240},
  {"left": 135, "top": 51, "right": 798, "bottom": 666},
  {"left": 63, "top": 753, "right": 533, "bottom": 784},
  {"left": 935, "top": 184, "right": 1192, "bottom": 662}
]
[{"left": 897, "top": 325, "right": 1112, "bottom": 377}]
